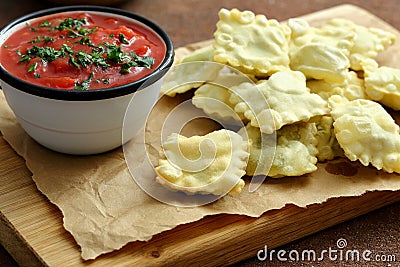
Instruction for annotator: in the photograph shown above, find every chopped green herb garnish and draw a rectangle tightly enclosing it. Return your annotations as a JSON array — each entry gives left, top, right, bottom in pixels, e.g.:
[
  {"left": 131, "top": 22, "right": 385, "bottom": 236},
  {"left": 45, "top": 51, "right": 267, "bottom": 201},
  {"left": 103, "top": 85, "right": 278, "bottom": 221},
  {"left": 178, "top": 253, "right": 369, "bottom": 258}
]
[
  {"left": 130, "top": 51, "right": 155, "bottom": 68},
  {"left": 55, "top": 18, "right": 87, "bottom": 31},
  {"left": 43, "top": 36, "right": 55, "bottom": 43},
  {"left": 29, "top": 35, "right": 55, "bottom": 44},
  {"left": 120, "top": 62, "right": 133, "bottom": 74},
  {"left": 118, "top": 33, "right": 129, "bottom": 44},
  {"left": 74, "top": 72, "right": 94, "bottom": 90},
  {"left": 34, "top": 73, "right": 41, "bottom": 78},
  {"left": 61, "top": 44, "right": 74, "bottom": 54},
  {"left": 75, "top": 36, "right": 95, "bottom": 47},
  {"left": 66, "top": 29, "right": 82, "bottom": 38},
  {"left": 18, "top": 45, "right": 66, "bottom": 64},
  {"left": 17, "top": 17, "right": 155, "bottom": 85},
  {"left": 29, "top": 36, "right": 42, "bottom": 43},
  {"left": 68, "top": 54, "right": 80, "bottom": 69},
  {"left": 4, "top": 45, "right": 9, "bottom": 49},
  {"left": 120, "top": 52, "right": 154, "bottom": 73},
  {"left": 104, "top": 43, "right": 130, "bottom": 63},
  {"left": 17, "top": 50, "right": 31, "bottom": 63},
  {"left": 27, "top": 62, "right": 37, "bottom": 73},
  {"left": 75, "top": 50, "right": 93, "bottom": 68},
  {"left": 26, "top": 46, "right": 64, "bottom": 62},
  {"left": 39, "top": 21, "right": 51, "bottom": 27},
  {"left": 90, "top": 51, "right": 110, "bottom": 70},
  {"left": 66, "top": 27, "right": 97, "bottom": 39}
]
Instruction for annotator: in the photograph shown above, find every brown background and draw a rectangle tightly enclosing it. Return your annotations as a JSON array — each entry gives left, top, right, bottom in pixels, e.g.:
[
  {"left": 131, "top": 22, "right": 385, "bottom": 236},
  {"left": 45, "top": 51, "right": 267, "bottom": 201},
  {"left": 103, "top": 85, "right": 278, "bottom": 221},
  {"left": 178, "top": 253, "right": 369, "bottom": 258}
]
[{"left": 0, "top": 0, "right": 399, "bottom": 266}]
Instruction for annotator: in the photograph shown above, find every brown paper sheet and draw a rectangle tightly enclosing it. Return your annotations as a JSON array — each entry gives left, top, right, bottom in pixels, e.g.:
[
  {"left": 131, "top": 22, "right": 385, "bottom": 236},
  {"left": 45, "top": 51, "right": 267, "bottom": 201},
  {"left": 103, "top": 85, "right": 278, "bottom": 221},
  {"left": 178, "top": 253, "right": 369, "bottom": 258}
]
[{"left": 1, "top": 5, "right": 400, "bottom": 260}]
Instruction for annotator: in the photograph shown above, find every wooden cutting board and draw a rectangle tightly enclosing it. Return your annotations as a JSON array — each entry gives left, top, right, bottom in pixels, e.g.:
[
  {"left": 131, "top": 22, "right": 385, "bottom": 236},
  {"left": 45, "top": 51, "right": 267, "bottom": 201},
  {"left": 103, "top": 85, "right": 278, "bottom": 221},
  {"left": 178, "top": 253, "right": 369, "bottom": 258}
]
[{"left": 1, "top": 4, "right": 400, "bottom": 267}]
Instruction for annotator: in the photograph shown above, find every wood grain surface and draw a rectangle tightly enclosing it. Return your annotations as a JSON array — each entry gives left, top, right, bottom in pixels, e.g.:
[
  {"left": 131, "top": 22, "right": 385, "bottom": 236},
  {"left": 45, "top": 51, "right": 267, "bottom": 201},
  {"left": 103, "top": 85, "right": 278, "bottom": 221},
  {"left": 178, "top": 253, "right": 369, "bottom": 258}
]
[{"left": 1, "top": 4, "right": 400, "bottom": 267}]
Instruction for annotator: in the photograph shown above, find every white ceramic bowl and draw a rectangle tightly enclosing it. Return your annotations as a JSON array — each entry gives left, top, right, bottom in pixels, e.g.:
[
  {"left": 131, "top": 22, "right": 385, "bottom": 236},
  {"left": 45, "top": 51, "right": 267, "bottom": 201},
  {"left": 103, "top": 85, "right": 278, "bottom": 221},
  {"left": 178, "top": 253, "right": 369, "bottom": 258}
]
[{"left": 0, "top": 6, "right": 174, "bottom": 155}]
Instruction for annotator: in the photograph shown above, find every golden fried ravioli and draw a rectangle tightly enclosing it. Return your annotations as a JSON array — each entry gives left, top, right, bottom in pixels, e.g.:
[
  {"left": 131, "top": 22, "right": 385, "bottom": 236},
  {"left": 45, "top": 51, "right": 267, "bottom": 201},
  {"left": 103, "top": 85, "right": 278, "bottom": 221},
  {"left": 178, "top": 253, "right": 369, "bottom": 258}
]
[
  {"left": 288, "top": 18, "right": 354, "bottom": 83},
  {"left": 192, "top": 68, "right": 254, "bottom": 122},
  {"left": 329, "top": 95, "right": 400, "bottom": 173},
  {"left": 362, "top": 59, "right": 400, "bottom": 110},
  {"left": 238, "top": 122, "right": 318, "bottom": 178},
  {"left": 290, "top": 43, "right": 350, "bottom": 84},
  {"left": 229, "top": 70, "right": 329, "bottom": 134},
  {"left": 155, "top": 129, "right": 249, "bottom": 195},
  {"left": 348, "top": 20, "right": 395, "bottom": 70},
  {"left": 161, "top": 62, "right": 223, "bottom": 97},
  {"left": 288, "top": 18, "right": 355, "bottom": 56},
  {"left": 213, "top": 8, "right": 291, "bottom": 77}
]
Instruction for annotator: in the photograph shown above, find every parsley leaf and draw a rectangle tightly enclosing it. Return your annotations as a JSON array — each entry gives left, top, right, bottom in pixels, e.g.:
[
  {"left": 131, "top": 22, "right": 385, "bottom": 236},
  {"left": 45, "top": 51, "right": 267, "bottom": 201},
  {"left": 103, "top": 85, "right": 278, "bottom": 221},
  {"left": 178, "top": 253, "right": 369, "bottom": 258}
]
[
  {"left": 101, "top": 42, "right": 154, "bottom": 73},
  {"left": 118, "top": 33, "right": 129, "bottom": 44},
  {"left": 75, "top": 36, "right": 95, "bottom": 47},
  {"left": 39, "top": 21, "right": 51, "bottom": 27},
  {"left": 75, "top": 51, "right": 93, "bottom": 68},
  {"left": 74, "top": 72, "right": 94, "bottom": 90},
  {"left": 18, "top": 46, "right": 65, "bottom": 63},
  {"left": 29, "top": 36, "right": 55, "bottom": 44},
  {"left": 29, "top": 36, "right": 42, "bottom": 43},
  {"left": 17, "top": 50, "right": 30, "bottom": 63},
  {"left": 68, "top": 54, "right": 80, "bottom": 69},
  {"left": 43, "top": 36, "right": 55, "bottom": 43},
  {"left": 60, "top": 44, "right": 74, "bottom": 54},
  {"left": 104, "top": 43, "right": 131, "bottom": 63},
  {"left": 130, "top": 52, "right": 155, "bottom": 68},
  {"left": 55, "top": 18, "right": 87, "bottom": 31},
  {"left": 28, "top": 46, "right": 64, "bottom": 62},
  {"left": 90, "top": 51, "right": 110, "bottom": 70},
  {"left": 27, "top": 62, "right": 37, "bottom": 73}
]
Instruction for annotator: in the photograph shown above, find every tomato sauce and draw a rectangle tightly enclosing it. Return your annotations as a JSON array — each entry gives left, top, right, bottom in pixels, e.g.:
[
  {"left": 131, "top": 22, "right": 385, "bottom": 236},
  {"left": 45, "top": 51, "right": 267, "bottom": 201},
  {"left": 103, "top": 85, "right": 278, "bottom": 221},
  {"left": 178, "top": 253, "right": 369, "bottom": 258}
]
[{"left": 0, "top": 12, "right": 166, "bottom": 90}]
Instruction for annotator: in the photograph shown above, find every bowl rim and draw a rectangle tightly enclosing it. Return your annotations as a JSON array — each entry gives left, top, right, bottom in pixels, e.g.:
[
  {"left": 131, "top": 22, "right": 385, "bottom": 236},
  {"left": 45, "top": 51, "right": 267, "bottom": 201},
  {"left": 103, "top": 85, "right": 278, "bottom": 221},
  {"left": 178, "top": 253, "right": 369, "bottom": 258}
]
[{"left": 0, "top": 5, "right": 174, "bottom": 101}]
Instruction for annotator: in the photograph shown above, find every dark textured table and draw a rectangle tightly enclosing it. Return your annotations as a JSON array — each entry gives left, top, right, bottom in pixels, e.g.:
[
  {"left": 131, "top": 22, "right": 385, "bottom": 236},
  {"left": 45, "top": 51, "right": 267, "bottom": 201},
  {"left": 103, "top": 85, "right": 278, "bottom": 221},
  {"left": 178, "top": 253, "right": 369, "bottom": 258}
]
[{"left": 0, "top": 1, "right": 399, "bottom": 266}]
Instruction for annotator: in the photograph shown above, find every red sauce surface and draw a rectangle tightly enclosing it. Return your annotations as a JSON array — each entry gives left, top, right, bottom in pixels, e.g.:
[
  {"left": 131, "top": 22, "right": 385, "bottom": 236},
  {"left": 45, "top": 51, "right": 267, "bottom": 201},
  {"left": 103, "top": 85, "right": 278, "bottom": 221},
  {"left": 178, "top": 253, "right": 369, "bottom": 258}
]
[{"left": 0, "top": 12, "right": 166, "bottom": 90}]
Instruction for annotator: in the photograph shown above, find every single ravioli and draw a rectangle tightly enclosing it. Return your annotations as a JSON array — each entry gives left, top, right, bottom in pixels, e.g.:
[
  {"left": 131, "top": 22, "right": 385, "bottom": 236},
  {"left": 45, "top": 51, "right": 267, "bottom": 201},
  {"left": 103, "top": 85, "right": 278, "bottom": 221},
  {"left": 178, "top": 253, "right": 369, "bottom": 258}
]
[
  {"left": 349, "top": 21, "right": 395, "bottom": 70},
  {"left": 294, "top": 17, "right": 396, "bottom": 71},
  {"left": 230, "top": 70, "right": 329, "bottom": 134},
  {"left": 288, "top": 18, "right": 355, "bottom": 56},
  {"left": 362, "top": 58, "right": 400, "bottom": 110},
  {"left": 192, "top": 68, "right": 254, "bottom": 122},
  {"left": 288, "top": 18, "right": 353, "bottom": 84},
  {"left": 314, "top": 115, "right": 344, "bottom": 162},
  {"left": 161, "top": 62, "right": 223, "bottom": 97},
  {"left": 213, "top": 8, "right": 291, "bottom": 77},
  {"left": 155, "top": 129, "right": 249, "bottom": 195},
  {"left": 329, "top": 95, "right": 400, "bottom": 173},
  {"left": 290, "top": 43, "right": 350, "bottom": 84},
  {"left": 238, "top": 122, "right": 318, "bottom": 178},
  {"left": 307, "top": 71, "right": 367, "bottom": 101},
  {"left": 270, "top": 122, "right": 319, "bottom": 177}
]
